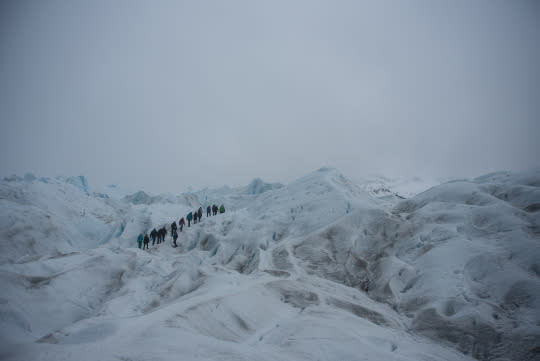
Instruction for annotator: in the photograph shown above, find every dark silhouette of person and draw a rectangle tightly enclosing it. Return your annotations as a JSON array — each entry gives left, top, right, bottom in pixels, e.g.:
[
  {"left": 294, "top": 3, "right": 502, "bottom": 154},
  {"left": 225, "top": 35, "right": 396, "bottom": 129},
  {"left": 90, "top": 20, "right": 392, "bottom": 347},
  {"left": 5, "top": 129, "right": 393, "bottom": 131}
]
[
  {"left": 150, "top": 228, "right": 158, "bottom": 245},
  {"left": 160, "top": 226, "right": 167, "bottom": 243},
  {"left": 172, "top": 230, "right": 178, "bottom": 247},
  {"left": 179, "top": 217, "right": 185, "bottom": 232},
  {"left": 143, "top": 233, "right": 150, "bottom": 249}
]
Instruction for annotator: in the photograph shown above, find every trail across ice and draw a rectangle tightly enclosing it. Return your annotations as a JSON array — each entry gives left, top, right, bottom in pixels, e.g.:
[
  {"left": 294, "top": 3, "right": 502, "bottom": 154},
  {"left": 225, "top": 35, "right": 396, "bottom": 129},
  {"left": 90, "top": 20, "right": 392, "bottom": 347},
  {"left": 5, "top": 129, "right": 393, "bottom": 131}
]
[{"left": 1, "top": 168, "right": 539, "bottom": 360}]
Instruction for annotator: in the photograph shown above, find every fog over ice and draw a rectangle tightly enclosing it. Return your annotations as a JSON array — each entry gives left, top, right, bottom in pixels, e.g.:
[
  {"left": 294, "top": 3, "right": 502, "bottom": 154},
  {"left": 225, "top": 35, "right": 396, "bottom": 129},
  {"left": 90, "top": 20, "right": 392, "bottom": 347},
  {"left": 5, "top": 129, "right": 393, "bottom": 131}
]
[{"left": 1, "top": 0, "right": 539, "bottom": 193}]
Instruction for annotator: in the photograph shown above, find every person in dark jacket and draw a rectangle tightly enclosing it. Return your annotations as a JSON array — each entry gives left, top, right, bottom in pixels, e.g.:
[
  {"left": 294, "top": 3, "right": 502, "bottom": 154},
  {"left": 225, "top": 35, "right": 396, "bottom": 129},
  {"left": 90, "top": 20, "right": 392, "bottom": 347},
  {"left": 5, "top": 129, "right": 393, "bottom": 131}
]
[
  {"left": 143, "top": 233, "right": 150, "bottom": 249},
  {"left": 150, "top": 228, "right": 158, "bottom": 245},
  {"left": 172, "top": 230, "right": 178, "bottom": 247},
  {"left": 207, "top": 205, "right": 211, "bottom": 217},
  {"left": 198, "top": 207, "right": 203, "bottom": 221},
  {"left": 160, "top": 226, "right": 167, "bottom": 243},
  {"left": 179, "top": 217, "right": 185, "bottom": 231},
  {"left": 187, "top": 212, "right": 193, "bottom": 227},
  {"left": 171, "top": 221, "right": 177, "bottom": 235},
  {"left": 212, "top": 204, "right": 218, "bottom": 216},
  {"left": 193, "top": 210, "right": 198, "bottom": 224}
]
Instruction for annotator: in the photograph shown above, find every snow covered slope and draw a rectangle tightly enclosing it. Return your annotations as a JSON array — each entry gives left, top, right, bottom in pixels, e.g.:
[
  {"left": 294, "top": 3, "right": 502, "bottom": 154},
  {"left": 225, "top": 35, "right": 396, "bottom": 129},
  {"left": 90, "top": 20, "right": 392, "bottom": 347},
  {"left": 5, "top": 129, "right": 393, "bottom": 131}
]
[
  {"left": 0, "top": 168, "right": 539, "bottom": 361},
  {"left": 0, "top": 175, "right": 128, "bottom": 265},
  {"left": 293, "top": 170, "right": 540, "bottom": 360},
  {"left": 356, "top": 175, "right": 442, "bottom": 200}
]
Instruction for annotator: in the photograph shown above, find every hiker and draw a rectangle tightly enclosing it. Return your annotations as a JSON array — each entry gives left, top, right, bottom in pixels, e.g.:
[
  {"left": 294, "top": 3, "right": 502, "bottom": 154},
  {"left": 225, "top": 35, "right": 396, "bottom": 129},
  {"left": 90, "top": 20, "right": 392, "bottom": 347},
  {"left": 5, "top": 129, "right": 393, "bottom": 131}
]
[
  {"left": 143, "top": 233, "right": 150, "bottom": 249},
  {"left": 137, "top": 233, "right": 143, "bottom": 249},
  {"left": 212, "top": 204, "right": 218, "bottom": 216},
  {"left": 219, "top": 204, "right": 225, "bottom": 214},
  {"left": 171, "top": 221, "right": 177, "bottom": 235},
  {"left": 193, "top": 210, "right": 198, "bottom": 224},
  {"left": 198, "top": 207, "right": 203, "bottom": 221},
  {"left": 179, "top": 217, "right": 185, "bottom": 231},
  {"left": 172, "top": 230, "right": 178, "bottom": 247},
  {"left": 157, "top": 227, "right": 162, "bottom": 244},
  {"left": 187, "top": 211, "right": 193, "bottom": 227},
  {"left": 160, "top": 226, "right": 167, "bottom": 243},
  {"left": 150, "top": 228, "right": 158, "bottom": 245},
  {"left": 207, "top": 205, "right": 211, "bottom": 217}
]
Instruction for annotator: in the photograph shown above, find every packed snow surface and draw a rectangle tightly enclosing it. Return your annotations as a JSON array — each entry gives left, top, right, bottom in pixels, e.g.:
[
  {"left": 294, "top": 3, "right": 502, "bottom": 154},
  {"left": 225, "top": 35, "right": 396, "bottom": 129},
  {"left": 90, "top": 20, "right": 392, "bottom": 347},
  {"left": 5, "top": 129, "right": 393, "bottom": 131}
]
[{"left": 1, "top": 168, "right": 539, "bottom": 361}]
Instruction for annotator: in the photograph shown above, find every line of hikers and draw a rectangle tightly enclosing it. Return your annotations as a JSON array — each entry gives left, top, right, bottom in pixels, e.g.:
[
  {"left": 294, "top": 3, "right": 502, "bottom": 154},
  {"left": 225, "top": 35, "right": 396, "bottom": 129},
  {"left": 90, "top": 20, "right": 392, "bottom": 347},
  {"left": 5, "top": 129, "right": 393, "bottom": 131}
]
[{"left": 136, "top": 204, "right": 226, "bottom": 249}]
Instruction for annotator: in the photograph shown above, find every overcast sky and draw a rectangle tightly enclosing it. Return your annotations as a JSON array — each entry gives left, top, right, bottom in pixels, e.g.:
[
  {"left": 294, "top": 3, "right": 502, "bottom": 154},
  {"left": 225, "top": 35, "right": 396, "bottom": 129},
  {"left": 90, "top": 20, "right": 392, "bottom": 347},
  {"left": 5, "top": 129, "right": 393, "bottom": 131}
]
[{"left": 1, "top": 0, "right": 539, "bottom": 193}]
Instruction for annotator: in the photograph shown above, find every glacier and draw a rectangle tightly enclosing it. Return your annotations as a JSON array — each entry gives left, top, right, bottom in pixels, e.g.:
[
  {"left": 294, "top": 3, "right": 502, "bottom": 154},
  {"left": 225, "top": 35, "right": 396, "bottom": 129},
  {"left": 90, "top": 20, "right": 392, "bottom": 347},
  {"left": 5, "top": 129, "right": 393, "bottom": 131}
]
[{"left": 0, "top": 167, "right": 539, "bottom": 361}]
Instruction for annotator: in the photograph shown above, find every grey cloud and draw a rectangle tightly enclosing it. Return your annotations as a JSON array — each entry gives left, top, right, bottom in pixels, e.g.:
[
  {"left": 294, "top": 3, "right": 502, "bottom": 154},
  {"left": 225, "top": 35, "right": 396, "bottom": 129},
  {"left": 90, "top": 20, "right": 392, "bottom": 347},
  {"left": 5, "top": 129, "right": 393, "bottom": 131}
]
[{"left": 1, "top": 0, "right": 539, "bottom": 192}]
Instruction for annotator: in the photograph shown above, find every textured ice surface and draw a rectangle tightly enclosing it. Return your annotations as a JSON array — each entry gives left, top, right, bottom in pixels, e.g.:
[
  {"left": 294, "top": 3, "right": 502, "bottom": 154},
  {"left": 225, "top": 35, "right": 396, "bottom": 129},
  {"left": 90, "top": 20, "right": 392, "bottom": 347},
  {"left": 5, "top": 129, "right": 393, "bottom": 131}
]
[{"left": 0, "top": 168, "right": 539, "bottom": 360}]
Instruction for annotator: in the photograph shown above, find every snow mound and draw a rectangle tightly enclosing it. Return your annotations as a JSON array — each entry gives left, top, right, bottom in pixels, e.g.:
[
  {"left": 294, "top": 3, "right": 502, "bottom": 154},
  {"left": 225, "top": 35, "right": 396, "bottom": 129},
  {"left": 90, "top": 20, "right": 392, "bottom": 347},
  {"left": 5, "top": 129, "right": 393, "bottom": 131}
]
[
  {"left": 242, "top": 178, "right": 284, "bottom": 195},
  {"left": 386, "top": 172, "right": 540, "bottom": 360},
  {"left": 123, "top": 191, "right": 156, "bottom": 205},
  {"left": 1, "top": 168, "right": 539, "bottom": 361},
  {"left": 0, "top": 176, "right": 127, "bottom": 264}
]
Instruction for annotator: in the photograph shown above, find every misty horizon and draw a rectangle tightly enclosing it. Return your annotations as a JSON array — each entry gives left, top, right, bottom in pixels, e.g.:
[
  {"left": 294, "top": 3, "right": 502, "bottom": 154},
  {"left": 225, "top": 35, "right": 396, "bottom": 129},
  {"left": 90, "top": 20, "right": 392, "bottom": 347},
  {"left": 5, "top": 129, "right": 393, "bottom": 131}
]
[{"left": 1, "top": 1, "right": 539, "bottom": 194}]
